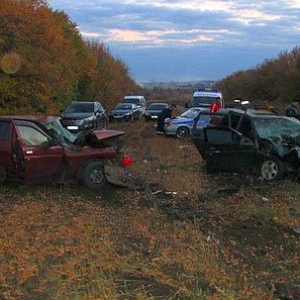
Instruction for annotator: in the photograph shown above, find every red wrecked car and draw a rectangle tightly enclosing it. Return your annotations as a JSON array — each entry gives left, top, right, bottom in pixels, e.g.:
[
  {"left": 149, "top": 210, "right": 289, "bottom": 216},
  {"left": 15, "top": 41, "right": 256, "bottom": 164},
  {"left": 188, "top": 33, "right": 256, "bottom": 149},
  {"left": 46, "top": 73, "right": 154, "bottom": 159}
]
[{"left": 0, "top": 115, "right": 131, "bottom": 190}]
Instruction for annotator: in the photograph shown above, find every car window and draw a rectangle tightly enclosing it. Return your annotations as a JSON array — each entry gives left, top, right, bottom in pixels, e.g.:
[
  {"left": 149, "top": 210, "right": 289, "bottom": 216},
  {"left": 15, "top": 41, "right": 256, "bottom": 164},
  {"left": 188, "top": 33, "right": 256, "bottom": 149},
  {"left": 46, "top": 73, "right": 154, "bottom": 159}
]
[
  {"left": 149, "top": 104, "right": 167, "bottom": 110},
  {"left": 205, "top": 128, "right": 237, "bottom": 144},
  {"left": 238, "top": 117, "right": 254, "bottom": 139},
  {"left": 116, "top": 104, "right": 132, "bottom": 110},
  {"left": 181, "top": 108, "right": 202, "bottom": 118},
  {"left": 230, "top": 113, "right": 243, "bottom": 129},
  {"left": 191, "top": 96, "right": 217, "bottom": 106},
  {"left": 43, "top": 119, "right": 76, "bottom": 144},
  {"left": 16, "top": 125, "right": 49, "bottom": 146},
  {"left": 0, "top": 121, "right": 10, "bottom": 140},
  {"left": 124, "top": 98, "right": 139, "bottom": 105},
  {"left": 97, "top": 103, "right": 105, "bottom": 112},
  {"left": 65, "top": 102, "right": 94, "bottom": 113}
]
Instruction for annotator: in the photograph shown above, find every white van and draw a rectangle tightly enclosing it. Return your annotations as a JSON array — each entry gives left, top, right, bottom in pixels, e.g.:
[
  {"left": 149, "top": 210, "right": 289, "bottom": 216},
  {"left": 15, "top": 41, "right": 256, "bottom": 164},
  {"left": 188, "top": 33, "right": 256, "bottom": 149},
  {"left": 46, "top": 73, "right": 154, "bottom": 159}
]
[
  {"left": 187, "top": 88, "right": 224, "bottom": 108},
  {"left": 123, "top": 95, "right": 147, "bottom": 115}
]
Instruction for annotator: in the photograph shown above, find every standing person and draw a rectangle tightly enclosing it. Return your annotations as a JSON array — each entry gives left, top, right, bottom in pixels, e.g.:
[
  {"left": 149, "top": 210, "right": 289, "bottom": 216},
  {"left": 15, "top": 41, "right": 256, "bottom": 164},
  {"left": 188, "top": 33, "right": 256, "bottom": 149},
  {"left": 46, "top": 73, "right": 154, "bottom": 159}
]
[
  {"left": 156, "top": 105, "right": 172, "bottom": 134},
  {"left": 210, "top": 97, "right": 222, "bottom": 113},
  {"left": 285, "top": 98, "right": 300, "bottom": 120}
]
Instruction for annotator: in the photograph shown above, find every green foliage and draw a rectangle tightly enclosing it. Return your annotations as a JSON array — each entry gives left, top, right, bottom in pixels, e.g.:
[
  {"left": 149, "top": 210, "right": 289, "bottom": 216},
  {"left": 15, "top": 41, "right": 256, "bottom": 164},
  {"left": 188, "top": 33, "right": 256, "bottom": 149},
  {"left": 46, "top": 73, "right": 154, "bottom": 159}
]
[{"left": 0, "top": 0, "right": 138, "bottom": 114}]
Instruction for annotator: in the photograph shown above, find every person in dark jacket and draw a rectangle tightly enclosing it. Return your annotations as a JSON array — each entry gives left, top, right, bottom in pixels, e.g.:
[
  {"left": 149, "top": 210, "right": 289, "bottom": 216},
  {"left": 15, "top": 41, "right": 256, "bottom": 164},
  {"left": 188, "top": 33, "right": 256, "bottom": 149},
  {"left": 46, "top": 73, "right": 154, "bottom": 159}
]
[
  {"left": 285, "top": 98, "right": 300, "bottom": 120},
  {"left": 156, "top": 105, "right": 173, "bottom": 134}
]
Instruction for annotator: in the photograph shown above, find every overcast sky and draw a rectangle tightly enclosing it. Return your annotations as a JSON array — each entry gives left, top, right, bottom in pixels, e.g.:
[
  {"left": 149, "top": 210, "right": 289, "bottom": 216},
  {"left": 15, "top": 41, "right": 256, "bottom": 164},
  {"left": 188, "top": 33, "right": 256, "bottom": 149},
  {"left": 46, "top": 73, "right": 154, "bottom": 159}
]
[{"left": 47, "top": 0, "right": 300, "bottom": 83}]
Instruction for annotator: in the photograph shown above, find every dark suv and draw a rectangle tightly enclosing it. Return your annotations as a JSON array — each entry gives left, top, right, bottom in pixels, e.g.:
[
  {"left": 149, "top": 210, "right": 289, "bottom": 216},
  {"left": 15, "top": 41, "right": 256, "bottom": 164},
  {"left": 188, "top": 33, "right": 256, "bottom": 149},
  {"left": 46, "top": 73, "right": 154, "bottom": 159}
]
[
  {"left": 60, "top": 101, "right": 107, "bottom": 133},
  {"left": 191, "top": 106, "right": 300, "bottom": 180},
  {"left": 0, "top": 115, "right": 128, "bottom": 190}
]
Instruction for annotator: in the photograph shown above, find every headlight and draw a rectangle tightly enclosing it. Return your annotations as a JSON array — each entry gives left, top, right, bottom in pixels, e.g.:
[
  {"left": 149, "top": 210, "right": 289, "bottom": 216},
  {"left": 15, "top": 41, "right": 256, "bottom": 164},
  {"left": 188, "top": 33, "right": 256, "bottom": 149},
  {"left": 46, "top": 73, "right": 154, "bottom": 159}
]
[
  {"left": 85, "top": 116, "right": 95, "bottom": 122},
  {"left": 124, "top": 112, "right": 131, "bottom": 116}
]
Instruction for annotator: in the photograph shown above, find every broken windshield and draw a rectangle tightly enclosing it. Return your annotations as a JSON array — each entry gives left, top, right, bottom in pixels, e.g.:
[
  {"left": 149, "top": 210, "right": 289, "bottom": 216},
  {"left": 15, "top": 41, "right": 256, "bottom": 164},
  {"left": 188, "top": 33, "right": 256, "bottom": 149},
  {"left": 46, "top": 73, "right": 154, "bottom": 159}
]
[
  {"left": 253, "top": 116, "right": 300, "bottom": 141},
  {"left": 42, "top": 117, "right": 76, "bottom": 145}
]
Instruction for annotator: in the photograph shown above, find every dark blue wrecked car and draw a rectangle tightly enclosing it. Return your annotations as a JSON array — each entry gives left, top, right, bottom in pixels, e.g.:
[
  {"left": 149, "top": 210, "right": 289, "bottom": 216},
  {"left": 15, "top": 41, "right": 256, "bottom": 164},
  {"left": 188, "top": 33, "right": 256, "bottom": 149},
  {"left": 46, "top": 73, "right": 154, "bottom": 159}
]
[{"left": 191, "top": 106, "right": 300, "bottom": 180}]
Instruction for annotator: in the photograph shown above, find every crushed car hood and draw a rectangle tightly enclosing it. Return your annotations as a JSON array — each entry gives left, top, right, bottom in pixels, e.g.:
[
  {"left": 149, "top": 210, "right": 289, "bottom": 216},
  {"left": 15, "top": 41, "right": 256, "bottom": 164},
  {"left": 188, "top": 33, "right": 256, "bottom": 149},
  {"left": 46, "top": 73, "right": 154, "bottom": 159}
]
[
  {"left": 74, "top": 129, "right": 125, "bottom": 150},
  {"left": 86, "top": 129, "right": 125, "bottom": 141}
]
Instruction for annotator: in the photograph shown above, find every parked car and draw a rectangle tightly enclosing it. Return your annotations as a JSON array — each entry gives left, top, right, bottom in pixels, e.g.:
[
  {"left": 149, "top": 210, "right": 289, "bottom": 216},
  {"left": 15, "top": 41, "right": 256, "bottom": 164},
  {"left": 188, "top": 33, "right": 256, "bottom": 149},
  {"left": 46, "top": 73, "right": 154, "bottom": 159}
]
[
  {"left": 0, "top": 115, "right": 130, "bottom": 190},
  {"left": 144, "top": 102, "right": 171, "bottom": 121},
  {"left": 123, "top": 95, "right": 147, "bottom": 115},
  {"left": 109, "top": 103, "right": 141, "bottom": 122},
  {"left": 164, "top": 107, "right": 209, "bottom": 139},
  {"left": 191, "top": 106, "right": 300, "bottom": 180},
  {"left": 60, "top": 101, "right": 107, "bottom": 133}
]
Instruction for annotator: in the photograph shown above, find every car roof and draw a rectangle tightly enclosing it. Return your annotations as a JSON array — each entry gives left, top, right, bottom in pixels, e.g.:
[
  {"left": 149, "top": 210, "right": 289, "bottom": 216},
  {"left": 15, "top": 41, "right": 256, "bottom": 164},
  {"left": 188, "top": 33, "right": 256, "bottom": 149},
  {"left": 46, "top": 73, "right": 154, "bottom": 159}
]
[
  {"left": 0, "top": 115, "right": 54, "bottom": 122},
  {"left": 69, "top": 101, "right": 96, "bottom": 104},
  {"left": 124, "top": 95, "right": 144, "bottom": 99},
  {"left": 148, "top": 102, "right": 169, "bottom": 106}
]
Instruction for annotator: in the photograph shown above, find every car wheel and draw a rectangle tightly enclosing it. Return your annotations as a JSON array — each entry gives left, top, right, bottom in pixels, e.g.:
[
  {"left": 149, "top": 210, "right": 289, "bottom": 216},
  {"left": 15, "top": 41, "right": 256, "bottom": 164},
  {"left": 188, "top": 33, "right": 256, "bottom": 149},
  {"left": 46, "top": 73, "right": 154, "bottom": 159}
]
[
  {"left": 81, "top": 160, "right": 108, "bottom": 190},
  {"left": 259, "top": 157, "right": 284, "bottom": 180},
  {"left": 176, "top": 126, "right": 190, "bottom": 139}
]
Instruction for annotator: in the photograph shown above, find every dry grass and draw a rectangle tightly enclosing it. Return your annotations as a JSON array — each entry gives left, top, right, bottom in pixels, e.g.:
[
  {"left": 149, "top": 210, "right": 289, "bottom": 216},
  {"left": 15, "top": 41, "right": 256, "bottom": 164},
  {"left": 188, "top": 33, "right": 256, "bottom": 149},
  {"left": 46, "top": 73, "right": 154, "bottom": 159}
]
[{"left": 0, "top": 119, "right": 299, "bottom": 299}]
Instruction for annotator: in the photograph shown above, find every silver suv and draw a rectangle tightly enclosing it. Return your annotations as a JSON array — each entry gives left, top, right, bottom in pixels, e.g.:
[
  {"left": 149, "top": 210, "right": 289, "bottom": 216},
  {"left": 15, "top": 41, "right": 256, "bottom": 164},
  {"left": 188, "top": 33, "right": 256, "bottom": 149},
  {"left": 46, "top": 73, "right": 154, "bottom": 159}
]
[{"left": 123, "top": 95, "right": 147, "bottom": 115}]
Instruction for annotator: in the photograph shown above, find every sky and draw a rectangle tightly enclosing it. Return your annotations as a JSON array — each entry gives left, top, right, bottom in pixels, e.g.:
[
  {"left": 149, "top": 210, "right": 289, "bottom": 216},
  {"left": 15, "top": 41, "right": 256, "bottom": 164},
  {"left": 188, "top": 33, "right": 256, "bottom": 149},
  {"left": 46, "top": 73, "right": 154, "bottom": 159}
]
[{"left": 47, "top": 0, "right": 300, "bottom": 83}]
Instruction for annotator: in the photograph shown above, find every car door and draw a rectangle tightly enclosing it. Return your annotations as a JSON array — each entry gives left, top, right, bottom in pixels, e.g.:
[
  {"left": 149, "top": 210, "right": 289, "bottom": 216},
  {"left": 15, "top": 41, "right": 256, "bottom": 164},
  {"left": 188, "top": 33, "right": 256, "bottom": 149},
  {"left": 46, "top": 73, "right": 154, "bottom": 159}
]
[
  {"left": 12, "top": 121, "right": 66, "bottom": 183},
  {"left": 203, "top": 126, "right": 257, "bottom": 174}
]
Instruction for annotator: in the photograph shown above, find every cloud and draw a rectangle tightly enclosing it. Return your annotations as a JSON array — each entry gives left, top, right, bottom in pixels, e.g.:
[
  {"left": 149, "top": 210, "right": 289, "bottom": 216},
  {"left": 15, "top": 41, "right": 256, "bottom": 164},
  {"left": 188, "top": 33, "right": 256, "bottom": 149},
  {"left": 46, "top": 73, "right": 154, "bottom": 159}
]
[{"left": 47, "top": 0, "right": 300, "bottom": 82}]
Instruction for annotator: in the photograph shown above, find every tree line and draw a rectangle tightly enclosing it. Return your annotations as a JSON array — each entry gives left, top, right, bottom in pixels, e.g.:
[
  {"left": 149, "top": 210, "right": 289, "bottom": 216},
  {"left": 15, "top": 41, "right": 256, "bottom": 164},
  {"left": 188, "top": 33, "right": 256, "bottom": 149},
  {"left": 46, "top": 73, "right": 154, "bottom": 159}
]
[
  {"left": 0, "top": 0, "right": 142, "bottom": 115},
  {"left": 216, "top": 47, "right": 300, "bottom": 108}
]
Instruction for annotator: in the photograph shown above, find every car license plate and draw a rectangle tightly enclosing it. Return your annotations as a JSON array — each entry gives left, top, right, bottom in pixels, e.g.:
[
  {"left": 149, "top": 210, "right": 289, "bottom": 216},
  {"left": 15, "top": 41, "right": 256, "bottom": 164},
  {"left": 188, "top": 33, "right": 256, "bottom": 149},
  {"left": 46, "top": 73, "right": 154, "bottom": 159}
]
[
  {"left": 67, "top": 126, "right": 78, "bottom": 130},
  {"left": 152, "top": 116, "right": 158, "bottom": 119}
]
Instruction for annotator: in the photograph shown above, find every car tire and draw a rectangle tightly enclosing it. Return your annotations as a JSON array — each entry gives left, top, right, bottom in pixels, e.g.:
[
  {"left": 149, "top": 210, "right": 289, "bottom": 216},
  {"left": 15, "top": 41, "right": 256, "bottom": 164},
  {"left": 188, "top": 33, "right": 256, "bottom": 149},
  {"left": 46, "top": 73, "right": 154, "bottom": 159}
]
[
  {"left": 259, "top": 157, "right": 284, "bottom": 180},
  {"left": 176, "top": 126, "right": 190, "bottom": 139},
  {"left": 81, "top": 160, "right": 108, "bottom": 190}
]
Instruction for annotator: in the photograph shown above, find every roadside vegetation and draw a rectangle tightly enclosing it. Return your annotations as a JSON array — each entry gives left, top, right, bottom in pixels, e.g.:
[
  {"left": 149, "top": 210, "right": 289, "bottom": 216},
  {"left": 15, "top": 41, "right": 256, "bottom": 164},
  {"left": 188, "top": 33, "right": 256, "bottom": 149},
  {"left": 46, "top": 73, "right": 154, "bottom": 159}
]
[
  {"left": 0, "top": 0, "right": 142, "bottom": 115},
  {"left": 1, "top": 121, "right": 299, "bottom": 299}
]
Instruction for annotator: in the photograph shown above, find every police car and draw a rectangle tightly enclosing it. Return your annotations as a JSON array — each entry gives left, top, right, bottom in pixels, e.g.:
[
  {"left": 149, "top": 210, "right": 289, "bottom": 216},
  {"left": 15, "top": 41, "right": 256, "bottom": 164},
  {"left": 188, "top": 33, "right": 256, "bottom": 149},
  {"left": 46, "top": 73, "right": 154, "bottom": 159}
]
[{"left": 164, "top": 107, "right": 210, "bottom": 139}]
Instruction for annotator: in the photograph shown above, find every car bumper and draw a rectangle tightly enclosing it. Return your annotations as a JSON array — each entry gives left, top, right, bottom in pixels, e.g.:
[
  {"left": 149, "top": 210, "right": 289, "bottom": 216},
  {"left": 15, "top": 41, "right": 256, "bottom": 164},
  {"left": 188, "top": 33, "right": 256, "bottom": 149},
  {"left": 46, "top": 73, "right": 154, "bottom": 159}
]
[
  {"left": 110, "top": 115, "right": 131, "bottom": 121},
  {"left": 164, "top": 126, "right": 177, "bottom": 136},
  {"left": 145, "top": 115, "right": 158, "bottom": 120}
]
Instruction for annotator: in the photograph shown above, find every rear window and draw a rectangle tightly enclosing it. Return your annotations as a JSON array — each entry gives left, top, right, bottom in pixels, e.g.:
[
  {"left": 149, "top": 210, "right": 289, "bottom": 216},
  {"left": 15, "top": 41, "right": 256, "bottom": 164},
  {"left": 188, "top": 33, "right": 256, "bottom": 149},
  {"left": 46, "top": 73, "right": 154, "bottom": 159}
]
[
  {"left": 124, "top": 98, "right": 140, "bottom": 105},
  {"left": 148, "top": 104, "right": 167, "bottom": 110},
  {"left": 0, "top": 121, "right": 10, "bottom": 140}
]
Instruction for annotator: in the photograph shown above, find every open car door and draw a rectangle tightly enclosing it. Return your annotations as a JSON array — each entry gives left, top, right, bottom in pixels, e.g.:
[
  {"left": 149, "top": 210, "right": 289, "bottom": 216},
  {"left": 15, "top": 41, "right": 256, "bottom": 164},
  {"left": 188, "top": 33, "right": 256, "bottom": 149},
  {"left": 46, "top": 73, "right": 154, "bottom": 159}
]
[{"left": 202, "top": 126, "right": 257, "bottom": 174}]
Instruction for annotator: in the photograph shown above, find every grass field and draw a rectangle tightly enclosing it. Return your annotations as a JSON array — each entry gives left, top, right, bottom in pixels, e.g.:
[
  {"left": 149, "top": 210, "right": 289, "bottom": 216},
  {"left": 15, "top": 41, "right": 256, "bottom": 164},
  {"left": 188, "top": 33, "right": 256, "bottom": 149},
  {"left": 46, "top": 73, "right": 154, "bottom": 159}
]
[{"left": 0, "top": 120, "right": 299, "bottom": 299}]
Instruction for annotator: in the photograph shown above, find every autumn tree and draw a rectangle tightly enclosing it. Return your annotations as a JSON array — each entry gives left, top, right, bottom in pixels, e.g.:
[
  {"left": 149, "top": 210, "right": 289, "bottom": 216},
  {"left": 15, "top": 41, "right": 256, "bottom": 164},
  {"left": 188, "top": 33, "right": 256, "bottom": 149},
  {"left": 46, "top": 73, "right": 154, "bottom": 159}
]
[
  {"left": 0, "top": 0, "right": 139, "bottom": 114},
  {"left": 217, "top": 45, "right": 300, "bottom": 109}
]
